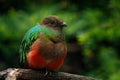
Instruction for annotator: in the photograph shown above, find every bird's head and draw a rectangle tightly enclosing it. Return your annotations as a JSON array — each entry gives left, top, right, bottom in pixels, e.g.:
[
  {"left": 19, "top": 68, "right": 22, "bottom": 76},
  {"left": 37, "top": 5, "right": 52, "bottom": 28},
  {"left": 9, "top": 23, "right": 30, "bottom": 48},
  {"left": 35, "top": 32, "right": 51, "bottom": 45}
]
[{"left": 40, "top": 16, "right": 67, "bottom": 31}]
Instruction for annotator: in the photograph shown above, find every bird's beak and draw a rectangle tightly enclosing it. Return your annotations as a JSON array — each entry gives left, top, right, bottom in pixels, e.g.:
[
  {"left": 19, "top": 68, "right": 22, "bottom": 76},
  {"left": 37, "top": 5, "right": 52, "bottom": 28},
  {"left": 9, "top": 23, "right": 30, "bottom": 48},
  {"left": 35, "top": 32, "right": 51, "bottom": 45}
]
[{"left": 62, "top": 22, "right": 67, "bottom": 27}]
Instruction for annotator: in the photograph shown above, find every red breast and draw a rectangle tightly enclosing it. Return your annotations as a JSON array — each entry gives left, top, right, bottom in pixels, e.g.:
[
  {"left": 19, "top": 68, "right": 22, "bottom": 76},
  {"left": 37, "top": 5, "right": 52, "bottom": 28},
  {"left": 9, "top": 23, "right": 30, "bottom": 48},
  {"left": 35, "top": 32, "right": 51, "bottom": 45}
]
[
  {"left": 28, "top": 50, "right": 47, "bottom": 69},
  {"left": 27, "top": 36, "right": 67, "bottom": 70},
  {"left": 28, "top": 50, "right": 67, "bottom": 70}
]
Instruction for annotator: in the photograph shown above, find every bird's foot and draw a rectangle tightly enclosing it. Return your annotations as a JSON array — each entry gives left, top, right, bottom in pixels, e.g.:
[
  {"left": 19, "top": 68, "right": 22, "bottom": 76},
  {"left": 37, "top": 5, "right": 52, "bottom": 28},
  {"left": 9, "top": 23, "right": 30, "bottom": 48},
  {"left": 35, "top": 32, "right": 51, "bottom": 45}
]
[
  {"left": 33, "top": 68, "right": 48, "bottom": 77},
  {"left": 43, "top": 68, "right": 48, "bottom": 76}
]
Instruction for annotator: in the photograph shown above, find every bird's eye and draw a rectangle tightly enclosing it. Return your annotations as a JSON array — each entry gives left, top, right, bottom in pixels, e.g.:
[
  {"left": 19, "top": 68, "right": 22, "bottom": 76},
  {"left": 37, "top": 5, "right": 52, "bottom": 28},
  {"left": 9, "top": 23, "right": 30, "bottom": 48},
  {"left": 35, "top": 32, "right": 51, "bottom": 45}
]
[{"left": 51, "top": 21, "right": 55, "bottom": 25}]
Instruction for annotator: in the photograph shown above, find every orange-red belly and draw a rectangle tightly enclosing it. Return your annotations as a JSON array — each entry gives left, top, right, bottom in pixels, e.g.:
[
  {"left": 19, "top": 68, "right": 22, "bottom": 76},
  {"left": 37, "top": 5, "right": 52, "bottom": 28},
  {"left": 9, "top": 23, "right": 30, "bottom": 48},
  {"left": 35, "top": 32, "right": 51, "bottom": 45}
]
[
  {"left": 28, "top": 50, "right": 67, "bottom": 71},
  {"left": 28, "top": 50, "right": 47, "bottom": 68}
]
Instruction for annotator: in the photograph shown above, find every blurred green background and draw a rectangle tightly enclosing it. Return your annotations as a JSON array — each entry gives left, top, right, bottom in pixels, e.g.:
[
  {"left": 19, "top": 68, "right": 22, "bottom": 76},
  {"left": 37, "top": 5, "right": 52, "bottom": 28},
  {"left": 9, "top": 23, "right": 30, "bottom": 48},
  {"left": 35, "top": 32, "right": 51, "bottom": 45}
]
[{"left": 0, "top": 0, "right": 120, "bottom": 80}]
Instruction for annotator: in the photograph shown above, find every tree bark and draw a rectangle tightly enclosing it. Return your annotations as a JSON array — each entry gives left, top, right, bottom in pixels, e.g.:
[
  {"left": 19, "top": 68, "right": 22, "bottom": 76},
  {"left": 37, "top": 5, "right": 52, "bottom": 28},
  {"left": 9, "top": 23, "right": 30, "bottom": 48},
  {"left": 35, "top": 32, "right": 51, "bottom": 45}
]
[{"left": 0, "top": 68, "right": 97, "bottom": 80}]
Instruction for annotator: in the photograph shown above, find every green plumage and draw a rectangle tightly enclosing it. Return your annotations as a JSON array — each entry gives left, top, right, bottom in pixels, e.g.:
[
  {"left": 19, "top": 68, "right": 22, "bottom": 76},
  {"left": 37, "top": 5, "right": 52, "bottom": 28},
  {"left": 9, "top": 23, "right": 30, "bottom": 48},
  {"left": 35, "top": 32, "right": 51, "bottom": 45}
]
[{"left": 19, "top": 24, "right": 60, "bottom": 67}]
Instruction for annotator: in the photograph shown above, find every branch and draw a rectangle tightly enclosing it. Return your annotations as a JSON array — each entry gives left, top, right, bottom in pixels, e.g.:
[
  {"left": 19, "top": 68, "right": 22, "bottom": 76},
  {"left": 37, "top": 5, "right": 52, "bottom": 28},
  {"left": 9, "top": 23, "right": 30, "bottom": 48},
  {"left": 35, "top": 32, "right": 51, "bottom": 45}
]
[{"left": 0, "top": 68, "right": 97, "bottom": 80}]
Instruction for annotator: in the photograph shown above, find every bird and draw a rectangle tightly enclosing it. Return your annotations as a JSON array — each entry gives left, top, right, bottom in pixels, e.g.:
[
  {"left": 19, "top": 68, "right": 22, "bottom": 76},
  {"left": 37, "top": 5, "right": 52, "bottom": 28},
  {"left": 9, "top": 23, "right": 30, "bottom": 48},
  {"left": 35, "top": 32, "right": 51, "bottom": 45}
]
[{"left": 19, "top": 16, "right": 67, "bottom": 71}]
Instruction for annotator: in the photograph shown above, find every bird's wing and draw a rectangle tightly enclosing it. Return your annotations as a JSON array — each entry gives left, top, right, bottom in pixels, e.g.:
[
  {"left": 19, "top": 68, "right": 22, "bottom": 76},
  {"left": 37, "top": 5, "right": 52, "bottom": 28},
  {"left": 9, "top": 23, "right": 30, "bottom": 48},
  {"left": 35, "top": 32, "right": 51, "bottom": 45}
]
[{"left": 19, "top": 24, "right": 41, "bottom": 67}]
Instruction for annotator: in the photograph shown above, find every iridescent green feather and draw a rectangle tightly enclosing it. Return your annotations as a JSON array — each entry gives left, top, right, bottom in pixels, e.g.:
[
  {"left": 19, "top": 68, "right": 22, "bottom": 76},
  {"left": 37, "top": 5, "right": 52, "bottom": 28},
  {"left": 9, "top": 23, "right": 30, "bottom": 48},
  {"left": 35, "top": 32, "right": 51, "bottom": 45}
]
[
  {"left": 19, "top": 24, "right": 60, "bottom": 67},
  {"left": 19, "top": 24, "right": 41, "bottom": 67}
]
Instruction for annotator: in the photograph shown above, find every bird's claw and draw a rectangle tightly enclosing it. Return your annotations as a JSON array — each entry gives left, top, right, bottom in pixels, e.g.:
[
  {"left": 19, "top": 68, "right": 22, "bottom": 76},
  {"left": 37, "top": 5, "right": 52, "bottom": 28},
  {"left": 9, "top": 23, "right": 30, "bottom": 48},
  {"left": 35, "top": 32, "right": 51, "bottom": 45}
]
[{"left": 43, "top": 68, "right": 48, "bottom": 76}]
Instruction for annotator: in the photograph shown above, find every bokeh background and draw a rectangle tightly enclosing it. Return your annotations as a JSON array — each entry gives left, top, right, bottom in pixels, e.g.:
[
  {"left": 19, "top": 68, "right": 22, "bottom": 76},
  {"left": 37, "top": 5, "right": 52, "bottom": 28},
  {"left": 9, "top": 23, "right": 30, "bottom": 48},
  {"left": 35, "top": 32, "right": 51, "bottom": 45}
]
[{"left": 0, "top": 0, "right": 120, "bottom": 80}]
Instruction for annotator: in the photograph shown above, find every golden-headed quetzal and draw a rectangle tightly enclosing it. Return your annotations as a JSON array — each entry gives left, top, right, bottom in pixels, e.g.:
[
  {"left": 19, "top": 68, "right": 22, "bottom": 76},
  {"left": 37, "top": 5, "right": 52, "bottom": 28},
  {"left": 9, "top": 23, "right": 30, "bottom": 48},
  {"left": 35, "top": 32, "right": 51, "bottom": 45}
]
[{"left": 19, "top": 16, "right": 67, "bottom": 71}]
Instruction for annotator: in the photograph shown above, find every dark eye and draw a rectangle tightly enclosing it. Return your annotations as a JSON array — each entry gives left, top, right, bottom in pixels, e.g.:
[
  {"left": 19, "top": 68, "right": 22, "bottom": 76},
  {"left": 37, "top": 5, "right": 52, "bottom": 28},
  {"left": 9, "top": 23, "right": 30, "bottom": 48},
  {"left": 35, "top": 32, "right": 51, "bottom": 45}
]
[{"left": 51, "top": 21, "right": 56, "bottom": 25}]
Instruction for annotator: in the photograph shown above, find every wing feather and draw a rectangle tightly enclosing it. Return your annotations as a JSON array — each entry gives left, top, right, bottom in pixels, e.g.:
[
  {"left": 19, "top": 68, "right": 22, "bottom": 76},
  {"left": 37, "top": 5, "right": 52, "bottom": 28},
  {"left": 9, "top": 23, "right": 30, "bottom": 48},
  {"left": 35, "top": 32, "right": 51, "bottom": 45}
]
[
  {"left": 19, "top": 25, "right": 41, "bottom": 67},
  {"left": 19, "top": 24, "right": 59, "bottom": 67}
]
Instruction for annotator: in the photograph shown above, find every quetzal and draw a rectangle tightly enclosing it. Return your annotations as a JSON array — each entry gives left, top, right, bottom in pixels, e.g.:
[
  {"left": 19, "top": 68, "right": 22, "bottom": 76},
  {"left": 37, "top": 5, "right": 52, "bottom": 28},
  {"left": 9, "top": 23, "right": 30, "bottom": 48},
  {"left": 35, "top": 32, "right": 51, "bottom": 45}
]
[{"left": 19, "top": 16, "right": 67, "bottom": 71}]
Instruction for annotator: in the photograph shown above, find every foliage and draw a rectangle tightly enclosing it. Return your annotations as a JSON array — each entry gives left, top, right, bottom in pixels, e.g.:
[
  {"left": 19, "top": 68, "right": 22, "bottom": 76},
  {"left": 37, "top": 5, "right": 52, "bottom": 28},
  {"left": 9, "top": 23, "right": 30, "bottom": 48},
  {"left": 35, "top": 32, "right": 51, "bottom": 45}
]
[
  {"left": 0, "top": 0, "right": 120, "bottom": 80},
  {"left": 77, "top": 4, "right": 120, "bottom": 79}
]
